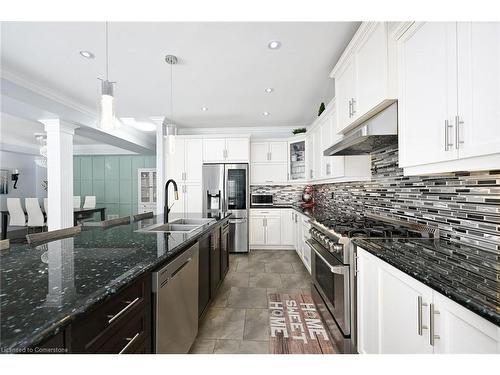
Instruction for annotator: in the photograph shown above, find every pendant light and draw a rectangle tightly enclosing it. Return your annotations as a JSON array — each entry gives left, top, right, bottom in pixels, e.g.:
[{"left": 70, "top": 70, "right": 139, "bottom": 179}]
[
  {"left": 163, "top": 54, "right": 178, "bottom": 155},
  {"left": 98, "top": 22, "right": 118, "bottom": 131}
]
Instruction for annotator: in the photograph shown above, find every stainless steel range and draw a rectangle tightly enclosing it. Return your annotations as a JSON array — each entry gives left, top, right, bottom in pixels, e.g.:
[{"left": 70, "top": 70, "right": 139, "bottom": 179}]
[{"left": 307, "top": 212, "right": 439, "bottom": 353}]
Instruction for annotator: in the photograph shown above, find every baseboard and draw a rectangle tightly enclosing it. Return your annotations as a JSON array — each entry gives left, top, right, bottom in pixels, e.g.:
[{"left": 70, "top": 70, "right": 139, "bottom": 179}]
[{"left": 250, "top": 245, "right": 295, "bottom": 250}]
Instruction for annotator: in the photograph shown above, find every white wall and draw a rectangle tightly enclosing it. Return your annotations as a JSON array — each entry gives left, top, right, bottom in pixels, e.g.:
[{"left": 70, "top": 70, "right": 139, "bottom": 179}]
[{"left": 0, "top": 150, "right": 47, "bottom": 212}]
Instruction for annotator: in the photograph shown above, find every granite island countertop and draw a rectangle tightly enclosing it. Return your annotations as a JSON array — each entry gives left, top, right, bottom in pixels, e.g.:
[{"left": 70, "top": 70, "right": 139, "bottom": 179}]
[
  {"left": 0, "top": 212, "right": 230, "bottom": 351},
  {"left": 353, "top": 238, "right": 500, "bottom": 327}
]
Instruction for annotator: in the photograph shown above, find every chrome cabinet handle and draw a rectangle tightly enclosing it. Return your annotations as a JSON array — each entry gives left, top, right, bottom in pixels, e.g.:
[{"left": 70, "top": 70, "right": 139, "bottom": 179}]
[
  {"left": 348, "top": 99, "right": 352, "bottom": 118},
  {"left": 429, "top": 303, "right": 440, "bottom": 346},
  {"left": 326, "top": 163, "right": 331, "bottom": 176},
  {"left": 107, "top": 297, "right": 141, "bottom": 324},
  {"left": 444, "top": 120, "right": 454, "bottom": 151},
  {"left": 417, "top": 296, "right": 428, "bottom": 336},
  {"left": 455, "top": 115, "right": 464, "bottom": 149},
  {"left": 119, "top": 332, "right": 141, "bottom": 354},
  {"left": 351, "top": 98, "right": 356, "bottom": 116}
]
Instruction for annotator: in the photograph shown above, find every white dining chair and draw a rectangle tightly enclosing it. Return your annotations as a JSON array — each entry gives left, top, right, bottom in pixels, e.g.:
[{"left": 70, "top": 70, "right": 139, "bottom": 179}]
[
  {"left": 7, "top": 198, "right": 27, "bottom": 227},
  {"left": 73, "top": 196, "right": 81, "bottom": 209},
  {"left": 43, "top": 198, "right": 48, "bottom": 213},
  {"left": 83, "top": 196, "right": 96, "bottom": 209},
  {"left": 25, "top": 198, "right": 46, "bottom": 230}
]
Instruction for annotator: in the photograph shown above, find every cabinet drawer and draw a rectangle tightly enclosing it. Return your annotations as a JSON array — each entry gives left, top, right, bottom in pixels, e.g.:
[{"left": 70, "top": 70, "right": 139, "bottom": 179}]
[
  {"left": 71, "top": 274, "right": 151, "bottom": 352},
  {"left": 91, "top": 305, "right": 151, "bottom": 354},
  {"left": 250, "top": 209, "right": 281, "bottom": 217}
]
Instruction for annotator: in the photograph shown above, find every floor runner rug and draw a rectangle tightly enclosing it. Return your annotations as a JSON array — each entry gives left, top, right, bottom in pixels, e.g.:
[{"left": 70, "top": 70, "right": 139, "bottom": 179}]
[{"left": 268, "top": 293, "right": 336, "bottom": 354}]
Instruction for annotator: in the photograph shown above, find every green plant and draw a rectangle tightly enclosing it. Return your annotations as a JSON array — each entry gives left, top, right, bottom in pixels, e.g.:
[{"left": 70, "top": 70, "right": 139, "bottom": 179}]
[
  {"left": 292, "top": 128, "right": 306, "bottom": 135},
  {"left": 318, "top": 102, "right": 326, "bottom": 116}
]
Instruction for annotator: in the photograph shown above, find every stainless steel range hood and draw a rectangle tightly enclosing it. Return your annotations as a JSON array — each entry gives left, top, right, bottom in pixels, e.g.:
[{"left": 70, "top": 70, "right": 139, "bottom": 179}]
[{"left": 324, "top": 102, "right": 398, "bottom": 156}]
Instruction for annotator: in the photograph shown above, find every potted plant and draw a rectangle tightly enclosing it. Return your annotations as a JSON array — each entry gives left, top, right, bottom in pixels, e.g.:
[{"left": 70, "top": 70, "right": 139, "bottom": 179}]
[{"left": 292, "top": 128, "right": 306, "bottom": 136}]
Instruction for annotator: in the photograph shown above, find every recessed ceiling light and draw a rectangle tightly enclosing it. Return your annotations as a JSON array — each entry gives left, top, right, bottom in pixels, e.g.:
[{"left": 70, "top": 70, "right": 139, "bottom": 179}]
[
  {"left": 264, "top": 88, "right": 274, "bottom": 93},
  {"left": 79, "top": 50, "right": 95, "bottom": 59},
  {"left": 201, "top": 107, "right": 208, "bottom": 111},
  {"left": 263, "top": 111, "right": 270, "bottom": 116},
  {"left": 267, "top": 40, "right": 281, "bottom": 50}
]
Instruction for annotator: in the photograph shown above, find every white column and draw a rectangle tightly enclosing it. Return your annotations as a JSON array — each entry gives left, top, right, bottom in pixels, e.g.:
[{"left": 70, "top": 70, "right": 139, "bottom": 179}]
[
  {"left": 41, "top": 119, "right": 79, "bottom": 231},
  {"left": 155, "top": 121, "right": 165, "bottom": 214}
]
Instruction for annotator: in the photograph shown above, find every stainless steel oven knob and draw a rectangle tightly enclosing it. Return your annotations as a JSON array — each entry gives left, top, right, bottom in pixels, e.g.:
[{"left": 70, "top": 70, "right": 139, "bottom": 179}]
[{"left": 332, "top": 244, "right": 343, "bottom": 253}]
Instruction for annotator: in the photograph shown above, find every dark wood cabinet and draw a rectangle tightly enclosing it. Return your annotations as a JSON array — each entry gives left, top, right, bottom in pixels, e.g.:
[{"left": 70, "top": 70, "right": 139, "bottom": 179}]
[
  {"left": 210, "top": 228, "right": 221, "bottom": 297},
  {"left": 27, "top": 219, "right": 232, "bottom": 353},
  {"left": 34, "top": 331, "right": 66, "bottom": 353},
  {"left": 221, "top": 221, "right": 230, "bottom": 277},
  {"left": 70, "top": 273, "right": 152, "bottom": 354},
  {"left": 198, "top": 233, "right": 211, "bottom": 318}
]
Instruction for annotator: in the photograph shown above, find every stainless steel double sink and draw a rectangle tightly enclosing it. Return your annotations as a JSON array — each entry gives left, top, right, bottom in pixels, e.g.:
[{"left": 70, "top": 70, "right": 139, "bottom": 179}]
[{"left": 137, "top": 218, "right": 216, "bottom": 234}]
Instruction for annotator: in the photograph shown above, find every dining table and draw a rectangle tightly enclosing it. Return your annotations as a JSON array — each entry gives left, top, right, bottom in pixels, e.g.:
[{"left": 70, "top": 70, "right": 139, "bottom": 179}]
[{"left": 0, "top": 207, "right": 106, "bottom": 240}]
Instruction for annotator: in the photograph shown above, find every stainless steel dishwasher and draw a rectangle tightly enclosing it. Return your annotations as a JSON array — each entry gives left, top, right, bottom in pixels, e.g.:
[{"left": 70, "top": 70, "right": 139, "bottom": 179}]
[{"left": 153, "top": 242, "right": 199, "bottom": 353}]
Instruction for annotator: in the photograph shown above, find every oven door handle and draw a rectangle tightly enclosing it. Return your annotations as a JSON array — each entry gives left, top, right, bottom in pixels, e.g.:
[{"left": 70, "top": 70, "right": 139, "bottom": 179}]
[{"left": 306, "top": 239, "right": 348, "bottom": 275}]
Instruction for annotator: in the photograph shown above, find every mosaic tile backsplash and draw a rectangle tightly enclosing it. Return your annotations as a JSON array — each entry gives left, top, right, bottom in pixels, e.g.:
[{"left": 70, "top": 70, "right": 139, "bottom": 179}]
[
  {"left": 314, "top": 146, "right": 500, "bottom": 253},
  {"left": 250, "top": 185, "right": 305, "bottom": 205}
]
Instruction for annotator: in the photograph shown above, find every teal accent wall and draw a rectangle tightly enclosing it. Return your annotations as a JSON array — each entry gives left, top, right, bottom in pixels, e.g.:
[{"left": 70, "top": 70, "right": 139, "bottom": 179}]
[{"left": 73, "top": 155, "right": 156, "bottom": 217}]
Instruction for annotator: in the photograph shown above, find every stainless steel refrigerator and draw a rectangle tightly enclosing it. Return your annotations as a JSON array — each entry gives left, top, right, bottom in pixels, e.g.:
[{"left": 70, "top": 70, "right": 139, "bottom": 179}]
[{"left": 202, "top": 163, "right": 249, "bottom": 253}]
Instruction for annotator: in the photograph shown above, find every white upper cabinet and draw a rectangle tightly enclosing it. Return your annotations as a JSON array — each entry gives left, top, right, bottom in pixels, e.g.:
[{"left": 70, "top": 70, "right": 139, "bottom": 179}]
[
  {"left": 396, "top": 21, "right": 500, "bottom": 174},
  {"left": 269, "top": 142, "right": 287, "bottom": 163},
  {"left": 165, "top": 137, "right": 185, "bottom": 182},
  {"left": 225, "top": 138, "right": 250, "bottom": 162},
  {"left": 250, "top": 140, "right": 288, "bottom": 184},
  {"left": 250, "top": 163, "right": 287, "bottom": 184},
  {"left": 250, "top": 141, "right": 287, "bottom": 163},
  {"left": 398, "top": 22, "right": 459, "bottom": 168},
  {"left": 355, "top": 22, "right": 391, "bottom": 116},
  {"left": 312, "top": 127, "right": 322, "bottom": 180},
  {"left": 457, "top": 22, "right": 500, "bottom": 159},
  {"left": 250, "top": 142, "right": 269, "bottom": 163},
  {"left": 305, "top": 130, "right": 315, "bottom": 180},
  {"left": 203, "top": 137, "right": 249, "bottom": 163},
  {"left": 320, "top": 116, "right": 332, "bottom": 178},
  {"left": 331, "top": 22, "right": 396, "bottom": 134},
  {"left": 184, "top": 139, "right": 203, "bottom": 182},
  {"left": 166, "top": 137, "right": 202, "bottom": 183},
  {"left": 203, "top": 138, "right": 226, "bottom": 162},
  {"left": 305, "top": 102, "right": 370, "bottom": 183},
  {"left": 335, "top": 55, "right": 357, "bottom": 133}
]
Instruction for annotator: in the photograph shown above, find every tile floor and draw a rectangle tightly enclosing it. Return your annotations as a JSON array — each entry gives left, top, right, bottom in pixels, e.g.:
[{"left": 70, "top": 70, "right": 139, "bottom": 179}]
[{"left": 190, "top": 249, "right": 312, "bottom": 354}]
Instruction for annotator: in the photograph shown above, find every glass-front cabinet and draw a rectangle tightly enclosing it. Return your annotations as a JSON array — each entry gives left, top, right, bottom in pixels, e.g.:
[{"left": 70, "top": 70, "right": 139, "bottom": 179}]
[
  {"left": 289, "top": 139, "right": 306, "bottom": 181},
  {"left": 138, "top": 168, "right": 157, "bottom": 214}
]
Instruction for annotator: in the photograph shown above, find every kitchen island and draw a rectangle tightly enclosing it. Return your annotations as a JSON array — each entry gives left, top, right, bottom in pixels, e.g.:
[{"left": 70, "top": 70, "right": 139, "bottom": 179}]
[{"left": 0, "top": 212, "right": 230, "bottom": 353}]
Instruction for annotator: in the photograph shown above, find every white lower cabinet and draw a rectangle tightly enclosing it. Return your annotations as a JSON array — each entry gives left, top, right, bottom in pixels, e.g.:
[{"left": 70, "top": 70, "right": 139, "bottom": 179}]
[
  {"left": 265, "top": 216, "right": 281, "bottom": 245},
  {"left": 432, "top": 293, "right": 500, "bottom": 354},
  {"left": 249, "top": 209, "right": 282, "bottom": 248},
  {"left": 357, "top": 247, "right": 500, "bottom": 354},
  {"left": 249, "top": 216, "right": 266, "bottom": 246},
  {"left": 280, "top": 209, "right": 295, "bottom": 246}
]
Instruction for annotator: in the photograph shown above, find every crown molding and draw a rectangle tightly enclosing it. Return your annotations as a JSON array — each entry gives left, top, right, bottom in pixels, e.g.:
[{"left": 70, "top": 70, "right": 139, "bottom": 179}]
[{"left": 1, "top": 67, "right": 97, "bottom": 118}]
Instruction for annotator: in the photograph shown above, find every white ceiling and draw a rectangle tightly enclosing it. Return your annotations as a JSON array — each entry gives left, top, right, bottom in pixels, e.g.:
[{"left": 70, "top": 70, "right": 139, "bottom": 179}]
[{"left": 1, "top": 22, "right": 359, "bottom": 129}]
